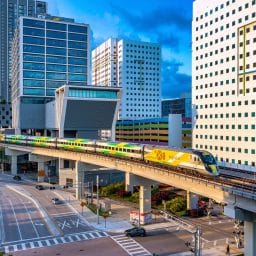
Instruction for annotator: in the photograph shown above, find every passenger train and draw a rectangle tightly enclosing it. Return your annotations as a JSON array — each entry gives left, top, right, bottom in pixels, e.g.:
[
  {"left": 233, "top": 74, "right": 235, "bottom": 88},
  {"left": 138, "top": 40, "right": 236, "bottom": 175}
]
[{"left": 0, "top": 134, "right": 219, "bottom": 177}]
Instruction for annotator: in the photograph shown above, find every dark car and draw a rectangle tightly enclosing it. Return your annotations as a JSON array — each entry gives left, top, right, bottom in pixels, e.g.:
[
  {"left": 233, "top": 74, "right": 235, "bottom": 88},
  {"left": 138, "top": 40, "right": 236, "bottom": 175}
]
[
  {"left": 124, "top": 227, "right": 146, "bottom": 237},
  {"left": 51, "top": 198, "right": 61, "bottom": 205},
  {"left": 35, "top": 185, "right": 44, "bottom": 190},
  {"left": 13, "top": 175, "right": 21, "bottom": 181}
]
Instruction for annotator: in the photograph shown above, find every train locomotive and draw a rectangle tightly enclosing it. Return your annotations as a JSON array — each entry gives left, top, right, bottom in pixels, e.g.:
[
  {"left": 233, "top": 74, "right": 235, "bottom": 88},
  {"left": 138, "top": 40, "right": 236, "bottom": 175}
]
[{"left": 1, "top": 134, "right": 219, "bottom": 177}]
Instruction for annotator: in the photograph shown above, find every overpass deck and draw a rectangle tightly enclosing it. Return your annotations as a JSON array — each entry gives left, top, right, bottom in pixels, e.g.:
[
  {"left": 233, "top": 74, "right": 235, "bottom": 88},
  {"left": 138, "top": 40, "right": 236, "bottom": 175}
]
[{"left": 1, "top": 143, "right": 256, "bottom": 211}]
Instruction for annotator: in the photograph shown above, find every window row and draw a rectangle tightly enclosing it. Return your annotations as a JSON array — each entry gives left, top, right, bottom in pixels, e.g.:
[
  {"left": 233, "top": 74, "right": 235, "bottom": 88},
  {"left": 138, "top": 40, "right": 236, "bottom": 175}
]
[
  {"left": 23, "top": 62, "right": 86, "bottom": 73},
  {"left": 23, "top": 19, "right": 87, "bottom": 34},
  {"left": 195, "top": 135, "right": 256, "bottom": 142},
  {"left": 195, "top": 1, "right": 255, "bottom": 23},
  {"left": 23, "top": 71, "right": 86, "bottom": 81},
  {"left": 23, "top": 27, "right": 87, "bottom": 41},
  {"left": 23, "top": 44, "right": 87, "bottom": 57},
  {"left": 23, "top": 36, "right": 87, "bottom": 49},
  {"left": 23, "top": 54, "right": 87, "bottom": 65}
]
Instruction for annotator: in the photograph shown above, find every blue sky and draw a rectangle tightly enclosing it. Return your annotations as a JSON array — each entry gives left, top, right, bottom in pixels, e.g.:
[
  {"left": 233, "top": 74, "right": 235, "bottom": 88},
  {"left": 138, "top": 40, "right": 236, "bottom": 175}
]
[{"left": 45, "top": 0, "right": 192, "bottom": 98}]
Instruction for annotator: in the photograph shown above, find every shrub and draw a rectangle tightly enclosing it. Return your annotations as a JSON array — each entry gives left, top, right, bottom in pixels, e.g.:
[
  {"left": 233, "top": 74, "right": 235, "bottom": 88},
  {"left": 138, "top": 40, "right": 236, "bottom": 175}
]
[
  {"left": 167, "top": 197, "right": 186, "bottom": 214},
  {"left": 100, "top": 182, "right": 125, "bottom": 197}
]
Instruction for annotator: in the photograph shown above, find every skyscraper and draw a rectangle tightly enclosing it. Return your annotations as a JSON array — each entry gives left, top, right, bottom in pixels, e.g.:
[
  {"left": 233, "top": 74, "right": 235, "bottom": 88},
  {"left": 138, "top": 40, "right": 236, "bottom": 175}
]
[
  {"left": 92, "top": 38, "right": 162, "bottom": 120},
  {"left": 12, "top": 16, "right": 90, "bottom": 131},
  {"left": 0, "top": 0, "right": 47, "bottom": 127},
  {"left": 192, "top": 0, "right": 256, "bottom": 171}
]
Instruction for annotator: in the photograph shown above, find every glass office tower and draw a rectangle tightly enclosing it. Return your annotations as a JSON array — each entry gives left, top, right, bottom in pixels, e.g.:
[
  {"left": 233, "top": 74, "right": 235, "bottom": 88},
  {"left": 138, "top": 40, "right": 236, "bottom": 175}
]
[
  {"left": 12, "top": 16, "right": 90, "bottom": 130},
  {"left": 0, "top": 0, "right": 47, "bottom": 127}
]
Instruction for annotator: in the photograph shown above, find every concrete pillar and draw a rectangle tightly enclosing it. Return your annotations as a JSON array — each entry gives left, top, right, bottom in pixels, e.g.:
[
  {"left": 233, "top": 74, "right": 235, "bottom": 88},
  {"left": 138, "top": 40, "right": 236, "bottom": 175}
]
[
  {"left": 125, "top": 172, "right": 139, "bottom": 192},
  {"left": 5, "top": 148, "right": 25, "bottom": 175},
  {"left": 234, "top": 208, "right": 256, "bottom": 256},
  {"left": 244, "top": 221, "right": 256, "bottom": 255},
  {"left": 37, "top": 161, "right": 46, "bottom": 183},
  {"left": 29, "top": 154, "right": 55, "bottom": 183},
  {"left": 139, "top": 184, "right": 151, "bottom": 214},
  {"left": 11, "top": 155, "right": 18, "bottom": 175},
  {"left": 75, "top": 161, "right": 85, "bottom": 200},
  {"left": 187, "top": 191, "right": 199, "bottom": 210}
]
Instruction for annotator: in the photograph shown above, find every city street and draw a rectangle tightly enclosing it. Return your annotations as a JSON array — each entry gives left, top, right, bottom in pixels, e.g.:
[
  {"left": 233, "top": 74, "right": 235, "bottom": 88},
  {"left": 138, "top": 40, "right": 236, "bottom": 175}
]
[
  {"left": 0, "top": 175, "right": 51, "bottom": 244},
  {"left": 0, "top": 172, "right": 243, "bottom": 256}
]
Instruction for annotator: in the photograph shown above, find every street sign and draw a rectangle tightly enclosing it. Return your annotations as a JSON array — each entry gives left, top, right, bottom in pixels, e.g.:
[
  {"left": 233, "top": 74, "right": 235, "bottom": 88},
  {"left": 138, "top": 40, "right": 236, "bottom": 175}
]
[{"left": 80, "top": 201, "right": 86, "bottom": 207}]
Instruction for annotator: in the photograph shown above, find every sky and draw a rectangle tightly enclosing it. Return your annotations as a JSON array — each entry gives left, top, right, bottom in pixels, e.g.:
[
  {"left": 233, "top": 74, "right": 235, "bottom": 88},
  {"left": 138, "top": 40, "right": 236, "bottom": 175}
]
[{"left": 45, "top": 0, "right": 193, "bottom": 99}]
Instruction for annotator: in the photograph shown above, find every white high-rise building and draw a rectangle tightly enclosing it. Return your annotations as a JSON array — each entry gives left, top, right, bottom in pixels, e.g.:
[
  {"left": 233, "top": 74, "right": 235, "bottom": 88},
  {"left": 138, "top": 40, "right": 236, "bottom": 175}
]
[
  {"left": 92, "top": 38, "right": 161, "bottom": 120},
  {"left": 192, "top": 0, "right": 256, "bottom": 171}
]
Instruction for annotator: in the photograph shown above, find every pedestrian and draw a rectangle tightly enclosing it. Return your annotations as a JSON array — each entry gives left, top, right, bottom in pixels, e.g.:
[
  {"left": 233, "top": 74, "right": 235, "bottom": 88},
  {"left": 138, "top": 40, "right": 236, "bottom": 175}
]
[{"left": 226, "top": 243, "right": 230, "bottom": 255}]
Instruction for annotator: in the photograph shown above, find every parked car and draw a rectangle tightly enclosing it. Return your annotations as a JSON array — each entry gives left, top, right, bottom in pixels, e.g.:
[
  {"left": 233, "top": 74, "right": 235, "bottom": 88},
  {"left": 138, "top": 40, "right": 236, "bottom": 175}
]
[
  {"left": 35, "top": 185, "right": 44, "bottom": 190},
  {"left": 13, "top": 175, "right": 21, "bottom": 181},
  {"left": 124, "top": 227, "right": 146, "bottom": 237},
  {"left": 51, "top": 198, "right": 61, "bottom": 205}
]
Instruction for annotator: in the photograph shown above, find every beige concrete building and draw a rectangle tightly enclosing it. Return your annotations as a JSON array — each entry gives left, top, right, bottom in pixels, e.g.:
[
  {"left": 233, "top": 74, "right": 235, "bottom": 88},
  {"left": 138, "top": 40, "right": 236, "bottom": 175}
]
[{"left": 192, "top": 0, "right": 256, "bottom": 172}]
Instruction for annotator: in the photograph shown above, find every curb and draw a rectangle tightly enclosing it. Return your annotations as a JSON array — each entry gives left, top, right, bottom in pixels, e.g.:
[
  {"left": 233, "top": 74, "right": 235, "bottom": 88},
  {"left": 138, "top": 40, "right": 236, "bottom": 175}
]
[{"left": 6, "top": 185, "right": 61, "bottom": 237}]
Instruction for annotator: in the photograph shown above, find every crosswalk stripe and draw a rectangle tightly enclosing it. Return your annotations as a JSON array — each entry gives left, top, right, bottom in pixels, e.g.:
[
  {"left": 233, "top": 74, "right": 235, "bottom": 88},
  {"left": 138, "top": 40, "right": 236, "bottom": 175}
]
[
  {"left": 45, "top": 240, "right": 51, "bottom": 246},
  {"left": 37, "top": 241, "right": 43, "bottom": 247},
  {"left": 111, "top": 235, "right": 151, "bottom": 256},
  {"left": 1, "top": 231, "right": 108, "bottom": 254},
  {"left": 75, "top": 235, "right": 81, "bottom": 241},
  {"left": 53, "top": 238, "right": 58, "bottom": 244},
  {"left": 60, "top": 237, "right": 66, "bottom": 243}
]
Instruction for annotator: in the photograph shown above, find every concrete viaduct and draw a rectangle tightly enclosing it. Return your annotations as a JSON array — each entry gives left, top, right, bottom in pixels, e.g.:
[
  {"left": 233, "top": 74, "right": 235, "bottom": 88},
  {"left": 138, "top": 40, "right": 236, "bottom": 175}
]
[{"left": 2, "top": 143, "right": 256, "bottom": 255}]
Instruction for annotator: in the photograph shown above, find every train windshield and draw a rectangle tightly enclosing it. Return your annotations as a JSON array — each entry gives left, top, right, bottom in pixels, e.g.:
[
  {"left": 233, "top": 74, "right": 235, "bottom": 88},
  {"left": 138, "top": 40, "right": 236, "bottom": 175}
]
[{"left": 201, "top": 153, "right": 216, "bottom": 165}]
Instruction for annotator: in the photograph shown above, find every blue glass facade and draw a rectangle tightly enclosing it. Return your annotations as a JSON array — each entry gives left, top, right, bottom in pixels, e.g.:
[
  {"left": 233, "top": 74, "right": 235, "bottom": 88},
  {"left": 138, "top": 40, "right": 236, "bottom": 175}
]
[
  {"left": 20, "top": 17, "right": 89, "bottom": 97},
  {"left": 68, "top": 88, "right": 118, "bottom": 99}
]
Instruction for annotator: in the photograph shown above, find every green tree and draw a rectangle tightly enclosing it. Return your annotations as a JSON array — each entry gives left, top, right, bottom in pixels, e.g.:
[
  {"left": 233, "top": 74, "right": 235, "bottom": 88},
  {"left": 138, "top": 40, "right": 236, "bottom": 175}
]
[
  {"left": 167, "top": 197, "right": 186, "bottom": 213},
  {"left": 100, "top": 182, "right": 125, "bottom": 196}
]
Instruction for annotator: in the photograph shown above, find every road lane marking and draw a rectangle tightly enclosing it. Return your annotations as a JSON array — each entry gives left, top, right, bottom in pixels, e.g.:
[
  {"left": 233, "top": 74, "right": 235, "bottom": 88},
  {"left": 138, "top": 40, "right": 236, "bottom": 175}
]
[
  {"left": 21, "top": 200, "right": 40, "bottom": 238},
  {"left": 50, "top": 212, "right": 75, "bottom": 216},
  {"left": 8, "top": 199, "right": 22, "bottom": 241}
]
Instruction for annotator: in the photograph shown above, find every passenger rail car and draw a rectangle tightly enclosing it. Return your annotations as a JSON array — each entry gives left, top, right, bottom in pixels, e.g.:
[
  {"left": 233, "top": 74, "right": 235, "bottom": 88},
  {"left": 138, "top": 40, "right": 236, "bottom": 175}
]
[{"left": 1, "top": 135, "right": 219, "bottom": 177}]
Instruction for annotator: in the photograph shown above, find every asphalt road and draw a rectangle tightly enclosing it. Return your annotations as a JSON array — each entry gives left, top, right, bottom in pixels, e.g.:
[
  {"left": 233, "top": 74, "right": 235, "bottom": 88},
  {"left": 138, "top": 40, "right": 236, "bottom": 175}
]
[
  {"left": 0, "top": 181, "right": 51, "bottom": 245},
  {"left": 13, "top": 237, "right": 129, "bottom": 256},
  {"left": 0, "top": 172, "right": 241, "bottom": 256}
]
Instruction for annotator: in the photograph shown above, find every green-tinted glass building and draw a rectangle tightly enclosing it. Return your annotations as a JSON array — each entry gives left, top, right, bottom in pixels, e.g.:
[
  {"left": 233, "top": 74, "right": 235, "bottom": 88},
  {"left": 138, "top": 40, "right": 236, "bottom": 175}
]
[{"left": 11, "top": 16, "right": 90, "bottom": 131}]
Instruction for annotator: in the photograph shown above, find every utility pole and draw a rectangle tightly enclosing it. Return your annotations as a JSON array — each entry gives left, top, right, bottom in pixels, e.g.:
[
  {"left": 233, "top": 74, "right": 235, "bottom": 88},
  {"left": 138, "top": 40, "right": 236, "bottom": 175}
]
[{"left": 194, "top": 226, "right": 202, "bottom": 256}]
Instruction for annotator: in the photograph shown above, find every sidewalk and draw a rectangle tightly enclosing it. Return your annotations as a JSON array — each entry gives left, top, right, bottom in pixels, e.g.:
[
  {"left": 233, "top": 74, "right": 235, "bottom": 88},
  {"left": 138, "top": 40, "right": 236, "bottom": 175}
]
[{"left": 54, "top": 189, "right": 135, "bottom": 233}]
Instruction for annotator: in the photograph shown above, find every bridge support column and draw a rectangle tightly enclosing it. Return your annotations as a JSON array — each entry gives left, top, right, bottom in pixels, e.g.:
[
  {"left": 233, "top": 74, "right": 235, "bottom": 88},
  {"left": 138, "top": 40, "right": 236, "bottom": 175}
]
[
  {"left": 244, "top": 221, "right": 256, "bottom": 255},
  {"left": 5, "top": 148, "right": 25, "bottom": 175},
  {"left": 187, "top": 191, "right": 199, "bottom": 210},
  {"left": 29, "top": 154, "right": 56, "bottom": 182},
  {"left": 75, "top": 161, "right": 85, "bottom": 200},
  {"left": 125, "top": 172, "right": 138, "bottom": 192},
  {"left": 234, "top": 208, "right": 256, "bottom": 255},
  {"left": 139, "top": 183, "right": 151, "bottom": 224},
  {"left": 37, "top": 162, "right": 46, "bottom": 182},
  {"left": 11, "top": 155, "right": 18, "bottom": 175}
]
